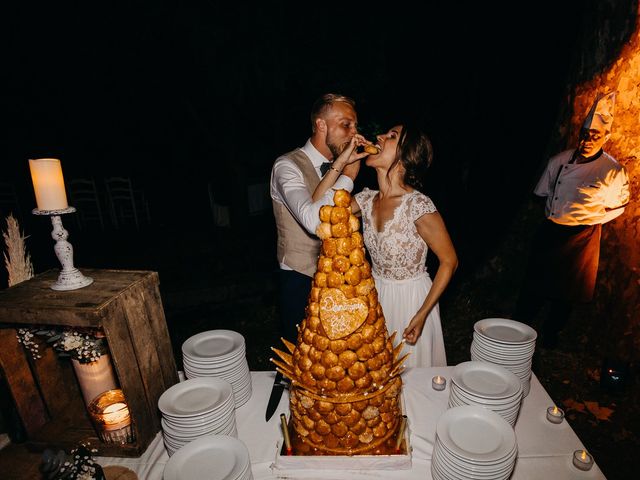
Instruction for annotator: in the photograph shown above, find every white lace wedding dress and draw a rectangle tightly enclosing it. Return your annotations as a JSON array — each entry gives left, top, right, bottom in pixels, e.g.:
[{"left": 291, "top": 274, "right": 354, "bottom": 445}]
[{"left": 355, "top": 188, "right": 447, "bottom": 368}]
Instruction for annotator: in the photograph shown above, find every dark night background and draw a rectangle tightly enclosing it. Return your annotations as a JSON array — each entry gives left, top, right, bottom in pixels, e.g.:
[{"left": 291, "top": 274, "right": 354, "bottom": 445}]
[{"left": 2, "top": 1, "right": 584, "bottom": 273}]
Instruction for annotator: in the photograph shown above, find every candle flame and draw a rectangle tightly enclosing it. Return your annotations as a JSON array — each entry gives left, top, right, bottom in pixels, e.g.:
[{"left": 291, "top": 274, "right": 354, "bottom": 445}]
[
  {"left": 553, "top": 406, "right": 558, "bottom": 414},
  {"left": 581, "top": 451, "right": 587, "bottom": 460}
]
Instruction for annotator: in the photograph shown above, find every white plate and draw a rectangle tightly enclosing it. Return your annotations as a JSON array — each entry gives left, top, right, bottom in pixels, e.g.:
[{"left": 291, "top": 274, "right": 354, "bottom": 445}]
[
  {"left": 163, "top": 435, "right": 250, "bottom": 480},
  {"left": 452, "top": 361, "right": 522, "bottom": 399},
  {"left": 183, "top": 346, "right": 246, "bottom": 366},
  {"left": 182, "top": 330, "right": 245, "bottom": 360},
  {"left": 158, "top": 377, "right": 233, "bottom": 417},
  {"left": 470, "top": 345, "right": 533, "bottom": 365},
  {"left": 434, "top": 443, "right": 516, "bottom": 477},
  {"left": 474, "top": 318, "right": 537, "bottom": 345},
  {"left": 472, "top": 334, "right": 536, "bottom": 354},
  {"left": 436, "top": 405, "right": 516, "bottom": 463}
]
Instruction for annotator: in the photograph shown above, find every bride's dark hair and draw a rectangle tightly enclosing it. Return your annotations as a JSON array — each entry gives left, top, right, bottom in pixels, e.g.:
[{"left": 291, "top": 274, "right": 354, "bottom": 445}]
[{"left": 390, "top": 123, "right": 433, "bottom": 191}]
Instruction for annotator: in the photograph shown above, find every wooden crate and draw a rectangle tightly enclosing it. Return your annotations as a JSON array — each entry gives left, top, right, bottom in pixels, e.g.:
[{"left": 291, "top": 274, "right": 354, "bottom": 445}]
[{"left": 0, "top": 269, "right": 178, "bottom": 457}]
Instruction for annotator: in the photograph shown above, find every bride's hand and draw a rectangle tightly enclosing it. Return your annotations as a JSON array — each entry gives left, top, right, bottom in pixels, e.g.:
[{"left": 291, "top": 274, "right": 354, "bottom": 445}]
[{"left": 403, "top": 314, "right": 426, "bottom": 345}]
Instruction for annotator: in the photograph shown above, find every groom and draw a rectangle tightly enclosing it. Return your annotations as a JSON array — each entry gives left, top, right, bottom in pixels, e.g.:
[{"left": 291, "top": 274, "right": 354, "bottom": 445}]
[{"left": 269, "top": 93, "right": 361, "bottom": 343}]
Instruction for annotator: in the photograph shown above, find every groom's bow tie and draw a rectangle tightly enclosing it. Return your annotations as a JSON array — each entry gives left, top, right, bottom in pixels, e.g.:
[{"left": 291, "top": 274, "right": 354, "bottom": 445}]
[{"left": 320, "top": 162, "right": 331, "bottom": 176}]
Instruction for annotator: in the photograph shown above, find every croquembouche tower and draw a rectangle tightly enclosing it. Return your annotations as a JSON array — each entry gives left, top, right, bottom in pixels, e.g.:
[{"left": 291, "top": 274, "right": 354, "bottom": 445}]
[{"left": 271, "top": 189, "right": 408, "bottom": 455}]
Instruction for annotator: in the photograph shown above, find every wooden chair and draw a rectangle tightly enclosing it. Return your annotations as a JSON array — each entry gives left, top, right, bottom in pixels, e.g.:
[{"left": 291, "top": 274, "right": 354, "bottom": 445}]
[
  {"left": 67, "top": 178, "right": 105, "bottom": 230},
  {"left": 207, "top": 182, "right": 230, "bottom": 227},
  {"left": 246, "top": 181, "right": 270, "bottom": 216},
  {"left": 104, "top": 177, "right": 150, "bottom": 230}
]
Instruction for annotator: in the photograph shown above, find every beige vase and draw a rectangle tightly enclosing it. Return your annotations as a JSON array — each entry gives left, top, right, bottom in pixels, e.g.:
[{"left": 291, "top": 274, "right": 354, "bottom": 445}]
[{"left": 71, "top": 353, "right": 118, "bottom": 405}]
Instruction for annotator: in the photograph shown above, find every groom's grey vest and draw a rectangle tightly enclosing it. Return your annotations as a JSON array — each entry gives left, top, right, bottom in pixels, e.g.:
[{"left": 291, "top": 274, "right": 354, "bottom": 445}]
[{"left": 272, "top": 149, "right": 322, "bottom": 277}]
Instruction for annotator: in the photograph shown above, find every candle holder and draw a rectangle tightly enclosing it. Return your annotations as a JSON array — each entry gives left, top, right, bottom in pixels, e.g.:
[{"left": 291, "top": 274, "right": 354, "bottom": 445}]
[
  {"left": 572, "top": 449, "right": 594, "bottom": 471},
  {"left": 32, "top": 207, "right": 93, "bottom": 291},
  {"left": 88, "top": 389, "right": 134, "bottom": 445},
  {"left": 546, "top": 406, "right": 564, "bottom": 424},
  {"left": 432, "top": 375, "right": 446, "bottom": 391}
]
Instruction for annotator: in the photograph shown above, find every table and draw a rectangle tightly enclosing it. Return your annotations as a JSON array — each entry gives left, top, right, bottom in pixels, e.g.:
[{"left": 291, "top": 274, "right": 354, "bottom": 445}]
[{"left": 97, "top": 368, "right": 607, "bottom": 479}]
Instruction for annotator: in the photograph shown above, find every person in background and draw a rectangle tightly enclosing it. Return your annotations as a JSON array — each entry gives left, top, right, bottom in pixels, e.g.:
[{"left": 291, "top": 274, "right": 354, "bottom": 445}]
[
  {"left": 270, "top": 93, "right": 369, "bottom": 343},
  {"left": 514, "top": 92, "right": 630, "bottom": 349},
  {"left": 313, "top": 122, "right": 458, "bottom": 367}
]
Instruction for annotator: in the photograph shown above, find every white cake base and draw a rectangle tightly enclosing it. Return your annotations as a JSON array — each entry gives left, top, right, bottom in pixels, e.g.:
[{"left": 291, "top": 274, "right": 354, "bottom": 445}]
[{"left": 272, "top": 425, "right": 411, "bottom": 471}]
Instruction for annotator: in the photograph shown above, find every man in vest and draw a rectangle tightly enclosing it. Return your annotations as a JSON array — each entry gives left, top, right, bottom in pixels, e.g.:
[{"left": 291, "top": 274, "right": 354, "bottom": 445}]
[
  {"left": 270, "top": 93, "right": 364, "bottom": 343},
  {"left": 515, "top": 92, "right": 630, "bottom": 349}
]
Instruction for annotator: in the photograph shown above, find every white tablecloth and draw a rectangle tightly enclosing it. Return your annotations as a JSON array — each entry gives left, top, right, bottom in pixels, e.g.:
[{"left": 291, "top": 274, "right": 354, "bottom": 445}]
[{"left": 97, "top": 368, "right": 606, "bottom": 479}]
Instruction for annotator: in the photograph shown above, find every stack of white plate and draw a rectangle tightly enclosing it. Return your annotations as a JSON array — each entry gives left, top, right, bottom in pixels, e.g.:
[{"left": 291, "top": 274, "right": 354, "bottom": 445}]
[
  {"left": 163, "top": 435, "right": 253, "bottom": 480},
  {"left": 470, "top": 318, "right": 537, "bottom": 397},
  {"left": 182, "top": 330, "right": 252, "bottom": 408},
  {"left": 158, "top": 377, "right": 237, "bottom": 456},
  {"left": 448, "top": 361, "right": 523, "bottom": 427},
  {"left": 432, "top": 405, "right": 517, "bottom": 480}
]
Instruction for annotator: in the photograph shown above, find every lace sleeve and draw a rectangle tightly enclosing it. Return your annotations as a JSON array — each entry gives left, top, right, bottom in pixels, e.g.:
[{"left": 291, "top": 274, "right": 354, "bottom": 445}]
[
  {"left": 409, "top": 192, "right": 437, "bottom": 222},
  {"left": 354, "top": 188, "right": 376, "bottom": 210}
]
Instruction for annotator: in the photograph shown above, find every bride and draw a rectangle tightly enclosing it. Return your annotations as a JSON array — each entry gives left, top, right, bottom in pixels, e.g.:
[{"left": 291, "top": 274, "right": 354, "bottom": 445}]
[{"left": 313, "top": 123, "right": 458, "bottom": 367}]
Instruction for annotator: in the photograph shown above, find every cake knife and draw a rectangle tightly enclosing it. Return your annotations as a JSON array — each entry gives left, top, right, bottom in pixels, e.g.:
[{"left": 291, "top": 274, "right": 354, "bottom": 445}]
[{"left": 265, "top": 370, "right": 286, "bottom": 422}]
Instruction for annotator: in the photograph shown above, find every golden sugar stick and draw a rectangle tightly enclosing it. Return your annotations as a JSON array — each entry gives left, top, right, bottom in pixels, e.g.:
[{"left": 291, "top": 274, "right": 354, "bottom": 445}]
[
  {"left": 395, "top": 415, "right": 408, "bottom": 451},
  {"left": 280, "top": 413, "right": 293, "bottom": 454}
]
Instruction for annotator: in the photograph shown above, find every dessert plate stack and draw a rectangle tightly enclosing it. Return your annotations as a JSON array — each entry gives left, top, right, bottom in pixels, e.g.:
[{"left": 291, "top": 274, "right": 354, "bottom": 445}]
[
  {"left": 448, "top": 361, "right": 523, "bottom": 427},
  {"left": 158, "top": 377, "right": 237, "bottom": 456},
  {"left": 163, "top": 435, "right": 253, "bottom": 480},
  {"left": 182, "top": 330, "right": 252, "bottom": 408},
  {"left": 470, "top": 318, "right": 537, "bottom": 397},
  {"left": 432, "top": 405, "right": 517, "bottom": 480}
]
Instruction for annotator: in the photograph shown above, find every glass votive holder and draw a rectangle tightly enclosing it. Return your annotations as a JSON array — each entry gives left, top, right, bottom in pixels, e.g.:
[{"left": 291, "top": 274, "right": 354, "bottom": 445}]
[
  {"left": 546, "top": 405, "right": 564, "bottom": 424},
  {"left": 88, "top": 389, "right": 135, "bottom": 444},
  {"left": 573, "top": 449, "right": 594, "bottom": 471},
  {"left": 432, "top": 375, "right": 446, "bottom": 391}
]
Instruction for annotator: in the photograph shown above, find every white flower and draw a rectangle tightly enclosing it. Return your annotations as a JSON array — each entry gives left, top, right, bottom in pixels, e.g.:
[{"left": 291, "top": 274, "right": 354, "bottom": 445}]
[
  {"left": 76, "top": 471, "right": 94, "bottom": 480},
  {"left": 62, "top": 334, "right": 84, "bottom": 351},
  {"left": 17, "top": 327, "right": 106, "bottom": 364}
]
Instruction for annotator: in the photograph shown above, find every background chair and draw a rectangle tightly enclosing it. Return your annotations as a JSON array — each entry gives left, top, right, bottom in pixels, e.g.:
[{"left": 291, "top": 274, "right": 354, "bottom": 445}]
[
  {"left": 104, "top": 177, "right": 151, "bottom": 230},
  {"left": 246, "top": 181, "right": 270, "bottom": 216},
  {"left": 207, "top": 182, "right": 230, "bottom": 227},
  {"left": 67, "top": 178, "right": 105, "bottom": 230}
]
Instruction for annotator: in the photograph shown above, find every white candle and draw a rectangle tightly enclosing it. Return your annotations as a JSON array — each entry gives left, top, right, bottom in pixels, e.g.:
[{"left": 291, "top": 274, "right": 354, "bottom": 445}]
[
  {"left": 103, "top": 402, "right": 129, "bottom": 422},
  {"left": 573, "top": 449, "right": 594, "bottom": 471},
  {"left": 29, "top": 158, "right": 68, "bottom": 211},
  {"left": 546, "top": 405, "right": 564, "bottom": 424},
  {"left": 432, "top": 375, "right": 446, "bottom": 391},
  {"left": 88, "top": 389, "right": 134, "bottom": 444}
]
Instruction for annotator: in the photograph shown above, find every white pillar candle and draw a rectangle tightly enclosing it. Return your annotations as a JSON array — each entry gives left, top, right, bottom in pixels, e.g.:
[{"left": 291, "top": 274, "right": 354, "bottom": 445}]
[{"left": 29, "top": 158, "right": 68, "bottom": 211}]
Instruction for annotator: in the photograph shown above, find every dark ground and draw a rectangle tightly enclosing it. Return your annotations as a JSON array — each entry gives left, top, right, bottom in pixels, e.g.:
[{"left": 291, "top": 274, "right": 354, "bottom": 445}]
[{"left": 2, "top": 205, "right": 638, "bottom": 479}]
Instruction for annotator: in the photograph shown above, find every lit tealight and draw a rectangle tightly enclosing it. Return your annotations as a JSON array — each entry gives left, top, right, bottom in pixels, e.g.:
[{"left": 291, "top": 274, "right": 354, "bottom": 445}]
[
  {"left": 546, "top": 405, "right": 564, "bottom": 424},
  {"left": 572, "top": 449, "right": 594, "bottom": 471},
  {"left": 432, "top": 375, "right": 446, "bottom": 391}
]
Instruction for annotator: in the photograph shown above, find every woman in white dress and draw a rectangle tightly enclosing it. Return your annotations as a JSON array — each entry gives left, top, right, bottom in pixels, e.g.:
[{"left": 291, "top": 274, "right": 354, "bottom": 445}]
[{"left": 313, "top": 124, "right": 458, "bottom": 367}]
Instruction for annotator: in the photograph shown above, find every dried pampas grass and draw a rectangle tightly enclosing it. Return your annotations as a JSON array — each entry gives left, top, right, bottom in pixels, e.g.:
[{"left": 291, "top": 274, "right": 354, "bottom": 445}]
[{"left": 3, "top": 214, "right": 34, "bottom": 287}]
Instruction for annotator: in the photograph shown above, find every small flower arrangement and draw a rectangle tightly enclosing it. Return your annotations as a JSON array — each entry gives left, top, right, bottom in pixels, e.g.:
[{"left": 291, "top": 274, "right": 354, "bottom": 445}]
[
  {"left": 17, "top": 327, "right": 107, "bottom": 364},
  {"left": 40, "top": 442, "right": 105, "bottom": 480}
]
